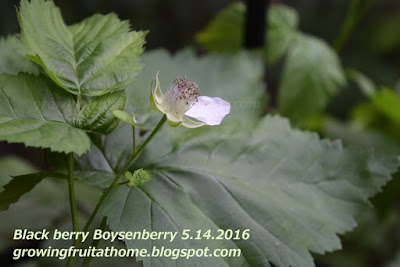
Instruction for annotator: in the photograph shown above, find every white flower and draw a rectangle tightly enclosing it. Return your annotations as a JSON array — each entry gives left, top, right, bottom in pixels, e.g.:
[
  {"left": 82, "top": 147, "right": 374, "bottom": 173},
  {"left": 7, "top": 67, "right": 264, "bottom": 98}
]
[{"left": 150, "top": 73, "right": 230, "bottom": 128}]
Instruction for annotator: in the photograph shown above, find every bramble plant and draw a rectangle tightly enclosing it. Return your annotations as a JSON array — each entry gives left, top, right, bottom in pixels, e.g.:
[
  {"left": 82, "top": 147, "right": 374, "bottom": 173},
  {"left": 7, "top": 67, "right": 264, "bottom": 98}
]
[{"left": 0, "top": 0, "right": 399, "bottom": 267}]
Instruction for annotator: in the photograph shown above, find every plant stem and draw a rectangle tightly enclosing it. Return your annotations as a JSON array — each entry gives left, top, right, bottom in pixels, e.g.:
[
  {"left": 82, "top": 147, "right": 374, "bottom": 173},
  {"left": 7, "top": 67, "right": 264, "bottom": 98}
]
[
  {"left": 82, "top": 217, "right": 107, "bottom": 267},
  {"left": 67, "top": 153, "right": 80, "bottom": 232},
  {"left": 66, "top": 152, "right": 80, "bottom": 267},
  {"left": 132, "top": 125, "right": 136, "bottom": 153},
  {"left": 334, "top": 0, "right": 376, "bottom": 52},
  {"left": 82, "top": 115, "right": 167, "bottom": 233}
]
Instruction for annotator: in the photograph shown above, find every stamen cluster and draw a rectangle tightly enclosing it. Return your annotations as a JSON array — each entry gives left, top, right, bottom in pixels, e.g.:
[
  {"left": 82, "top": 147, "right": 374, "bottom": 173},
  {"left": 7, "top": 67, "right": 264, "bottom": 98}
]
[{"left": 162, "top": 76, "right": 200, "bottom": 118}]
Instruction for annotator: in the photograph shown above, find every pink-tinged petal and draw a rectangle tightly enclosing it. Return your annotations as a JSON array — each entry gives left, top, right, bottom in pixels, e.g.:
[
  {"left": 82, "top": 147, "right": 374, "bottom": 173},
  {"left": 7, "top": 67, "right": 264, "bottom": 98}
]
[{"left": 185, "top": 96, "right": 230, "bottom": 126}]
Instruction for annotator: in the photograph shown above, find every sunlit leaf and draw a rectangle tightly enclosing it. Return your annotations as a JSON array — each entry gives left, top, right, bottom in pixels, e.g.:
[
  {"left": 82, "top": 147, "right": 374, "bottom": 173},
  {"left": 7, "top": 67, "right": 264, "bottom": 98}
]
[{"left": 370, "top": 88, "right": 400, "bottom": 125}]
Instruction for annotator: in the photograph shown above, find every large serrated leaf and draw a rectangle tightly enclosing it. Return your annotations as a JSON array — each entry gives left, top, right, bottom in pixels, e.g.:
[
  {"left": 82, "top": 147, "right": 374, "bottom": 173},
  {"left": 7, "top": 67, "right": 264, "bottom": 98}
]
[
  {"left": 278, "top": 34, "right": 346, "bottom": 122},
  {"left": 76, "top": 91, "right": 126, "bottom": 135},
  {"left": 0, "top": 35, "right": 40, "bottom": 75},
  {"left": 77, "top": 115, "right": 398, "bottom": 267},
  {"left": 18, "top": 0, "right": 145, "bottom": 96},
  {"left": 0, "top": 73, "right": 90, "bottom": 155}
]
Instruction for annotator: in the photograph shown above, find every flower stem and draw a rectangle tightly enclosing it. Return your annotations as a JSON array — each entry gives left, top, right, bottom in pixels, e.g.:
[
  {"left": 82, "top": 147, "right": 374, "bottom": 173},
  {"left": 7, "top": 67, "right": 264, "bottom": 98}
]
[
  {"left": 66, "top": 152, "right": 80, "bottom": 267},
  {"left": 82, "top": 115, "right": 167, "bottom": 233},
  {"left": 132, "top": 125, "right": 136, "bottom": 153},
  {"left": 82, "top": 217, "right": 107, "bottom": 267}
]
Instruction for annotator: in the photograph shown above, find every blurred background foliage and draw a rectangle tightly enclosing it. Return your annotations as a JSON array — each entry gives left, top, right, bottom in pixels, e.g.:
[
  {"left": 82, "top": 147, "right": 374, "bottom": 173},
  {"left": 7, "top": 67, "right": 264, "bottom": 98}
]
[{"left": 1, "top": 0, "right": 400, "bottom": 266}]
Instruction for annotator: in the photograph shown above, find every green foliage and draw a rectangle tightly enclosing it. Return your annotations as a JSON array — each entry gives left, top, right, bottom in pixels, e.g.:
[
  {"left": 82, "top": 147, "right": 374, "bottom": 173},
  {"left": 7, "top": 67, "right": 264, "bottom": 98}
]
[
  {"left": 0, "top": 156, "right": 37, "bottom": 193},
  {"left": 69, "top": 49, "right": 399, "bottom": 266},
  {"left": 323, "top": 119, "right": 400, "bottom": 153},
  {"left": 76, "top": 91, "right": 126, "bottom": 134},
  {"left": 0, "top": 35, "right": 40, "bottom": 75},
  {"left": 18, "top": 0, "right": 145, "bottom": 96},
  {"left": 278, "top": 34, "right": 346, "bottom": 122},
  {"left": 350, "top": 87, "right": 400, "bottom": 144},
  {"left": 195, "top": 3, "right": 345, "bottom": 123},
  {"left": 196, "top": 3, "right": 298, "bottom": 65},
  {"left": 195, "top": 3, "right": 244, "bottom": 53},
  {"left": 72, "top": 114, "right": 399, "bottom": 267},
  {"left": 0, "top": 73, "right": 90, "bottom": 155},
  {"left": 125, "top": 169, "right": 151, "bottom": 187},
  {"left": 112, "top": 110, "right": 141, "bottom": 127},
  {"left": 0, "top": 172, "right": 48, "bottom": 211},
  {"left": 0, "top": 2, "right": 398, "bottom": 266},
  {"left": 369, "top": 88, "right": 400, "bottom": 124},
  {"left": 346, "top": 69, "right": 377, "bottom": 97},
  {"left": 265, "top": 4, "right": 298, "bottom": 65}
]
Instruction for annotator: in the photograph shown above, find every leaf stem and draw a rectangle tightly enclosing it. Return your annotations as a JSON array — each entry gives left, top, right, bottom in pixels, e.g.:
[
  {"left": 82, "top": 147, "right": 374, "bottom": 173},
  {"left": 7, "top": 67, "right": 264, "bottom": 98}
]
[
  {"left": 82, "top": 217, "right": 107, "bottom": 267},
  {"left": 66, "top": 152, "right": 80, "bottom": 267},
  {"left": 334, "top": 0, "right": 376, "bottom": 52},
  {"left": 82, "top": 115, "right": 167, "bottom": 233}
]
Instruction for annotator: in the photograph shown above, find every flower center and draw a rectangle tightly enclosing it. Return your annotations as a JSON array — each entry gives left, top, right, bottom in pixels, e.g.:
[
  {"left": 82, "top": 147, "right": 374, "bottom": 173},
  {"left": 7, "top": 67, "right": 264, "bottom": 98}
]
[{"left": 161, "top": 76, "right": 200, "bottom": 118}]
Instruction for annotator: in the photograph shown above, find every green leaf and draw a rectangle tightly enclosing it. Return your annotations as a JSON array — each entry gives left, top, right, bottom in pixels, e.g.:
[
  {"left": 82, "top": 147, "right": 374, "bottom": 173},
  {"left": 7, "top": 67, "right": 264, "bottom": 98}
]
[
  {"left": 323, "top": 118, "right": 400, "bottom": 153},
  {"left": 0, "top": 35, "right": 40, "bottom": 75},
  {"left": 76, "top": 91, "right": 126, "bottom": 134},
  {"left": 18, "top": 0, "right": 146, "bottom": 96},
  {"left": 195, "top": 3, "right": 245, "bottom": 53},
  {"left": 125, "top": 169, "right": 151, "bottom": 187},
  {"left": 0, "top": 156, "right": 106, "bottom": 255},
  {"left": 0, "top": 73, "right": 90, "bottom": 155},
  {"left": 112, "top": 110, "right": 141, "bottom": 127},
  {"left": 370, "top": 88, "right": 400, "bottom": 125},
  {"left": 0, "top": 156, "right": 37, "bottom": 193},
  {"left": 0, "top": 172, "right": 48, "bottom": 211},
  {"left": 195, "top": 3, "right": 298, "bottom": 65},
  {"left": 126, "top": 49, "right": 266, "bottom": 125},
  {"left": 278, "top": 34, "right": 346, "bottom": 122},
  {"left": 78, "top": 115, "right": 398, "bottom": 266},
  {"left": 264, "top": 4, "right": 298, "bottom": 65},
  {"left": 345, "top": 69, "right": 376, "bottom": 97}
]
